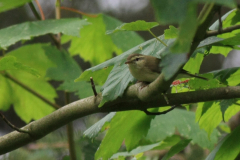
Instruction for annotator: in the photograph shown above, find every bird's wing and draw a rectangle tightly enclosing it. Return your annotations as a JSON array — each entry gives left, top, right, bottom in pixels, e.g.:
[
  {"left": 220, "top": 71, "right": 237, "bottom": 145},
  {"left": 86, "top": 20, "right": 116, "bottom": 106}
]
[{"left": 146, "top": 58, "right": 161, "bottom": 73}]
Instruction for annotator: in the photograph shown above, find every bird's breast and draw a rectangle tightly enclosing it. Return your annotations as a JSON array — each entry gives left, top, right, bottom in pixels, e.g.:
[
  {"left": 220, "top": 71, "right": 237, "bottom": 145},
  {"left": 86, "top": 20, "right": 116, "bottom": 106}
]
[{"left": 129, "top": 65, "right": 159, "bottom": 82}]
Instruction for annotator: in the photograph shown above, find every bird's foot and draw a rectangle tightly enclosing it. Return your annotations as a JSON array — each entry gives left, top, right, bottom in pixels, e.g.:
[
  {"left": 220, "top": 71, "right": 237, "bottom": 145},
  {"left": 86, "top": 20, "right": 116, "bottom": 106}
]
[{"left": 136, "top": 81, "right": 150, "bottom": 89}]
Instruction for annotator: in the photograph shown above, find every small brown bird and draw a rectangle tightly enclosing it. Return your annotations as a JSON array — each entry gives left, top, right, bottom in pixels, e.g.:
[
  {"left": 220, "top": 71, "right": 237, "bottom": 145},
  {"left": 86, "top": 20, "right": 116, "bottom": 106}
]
[{"left": 125, "top": 53, "right": 207, "bottom": 82}]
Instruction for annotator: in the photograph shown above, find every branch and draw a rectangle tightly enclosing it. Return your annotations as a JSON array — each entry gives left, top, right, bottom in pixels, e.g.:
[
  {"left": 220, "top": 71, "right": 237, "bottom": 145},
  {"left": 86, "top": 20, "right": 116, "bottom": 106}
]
[
  {"left": 0, "top": 85, "right": 240, "bottom": 154},
  {"left": 205, "top": 24, "right": 240, "bottom": 38}
]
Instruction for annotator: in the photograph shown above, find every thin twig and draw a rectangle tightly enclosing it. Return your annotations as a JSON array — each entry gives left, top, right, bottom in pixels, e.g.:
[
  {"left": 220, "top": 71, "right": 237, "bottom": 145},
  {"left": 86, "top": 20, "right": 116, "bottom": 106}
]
[
  {"left": 143, "top": 105, "right": 177, "bottom": 115},
  {"left": 35, "top": 0, "right": 45, "bottom": 20},
  {"left": 148, "top": 29, "right": 168, "bottom": 47},
  {"left": 205, "top": 24, "right": 240, "bottom": 38},
  {"left": 0, "top": 112, "right": 29, "bottom": 134},
  {"left": 2, "top": 72, "right": 60, "bottom": 109},
  {"left": 60, "top": 6, "right": 98, "bottom": 18},
  {"left": 90, "top": 77, "right": 97, "bottom": 96},
  {"left": 28, "top": 2, "right": 60, "bottom": 47}
]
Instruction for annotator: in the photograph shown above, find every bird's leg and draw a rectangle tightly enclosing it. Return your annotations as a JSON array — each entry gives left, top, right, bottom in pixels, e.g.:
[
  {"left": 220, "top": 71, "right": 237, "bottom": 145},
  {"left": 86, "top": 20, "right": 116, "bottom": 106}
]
[{"left": 136, "top": 81, "right": 150, "bottom": 89}]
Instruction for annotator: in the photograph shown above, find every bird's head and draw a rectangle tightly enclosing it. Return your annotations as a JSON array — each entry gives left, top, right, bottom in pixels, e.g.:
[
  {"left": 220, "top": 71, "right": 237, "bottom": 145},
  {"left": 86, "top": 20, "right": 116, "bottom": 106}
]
[{"left": 125, "top": 54, "right": 146, "bottom": 68}]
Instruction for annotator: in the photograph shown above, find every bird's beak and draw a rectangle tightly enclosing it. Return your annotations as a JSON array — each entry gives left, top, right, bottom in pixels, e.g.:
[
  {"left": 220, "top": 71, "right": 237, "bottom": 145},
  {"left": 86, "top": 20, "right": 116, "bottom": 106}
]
[{"left": 125, "top": 60, "right": 131, "bottom": 64}]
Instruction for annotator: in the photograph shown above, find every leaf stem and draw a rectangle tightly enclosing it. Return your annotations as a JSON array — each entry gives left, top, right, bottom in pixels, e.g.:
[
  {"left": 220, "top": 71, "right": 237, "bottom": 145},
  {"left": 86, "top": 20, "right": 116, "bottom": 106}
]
[{"left": 148, "top": 29, "right": 167, "bottom": 47}]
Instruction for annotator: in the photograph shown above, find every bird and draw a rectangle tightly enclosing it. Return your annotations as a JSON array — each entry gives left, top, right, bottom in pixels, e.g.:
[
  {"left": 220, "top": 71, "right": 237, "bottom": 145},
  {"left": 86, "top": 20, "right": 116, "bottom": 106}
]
[{"left": 125, "top": 53, "right": 208, "bottom": 83}]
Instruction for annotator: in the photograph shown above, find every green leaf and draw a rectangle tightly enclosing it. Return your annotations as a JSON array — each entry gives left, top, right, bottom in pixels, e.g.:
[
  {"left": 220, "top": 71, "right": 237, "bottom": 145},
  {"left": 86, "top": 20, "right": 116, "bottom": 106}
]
[
  {"left": 206, "top": 125, "right": 240, "bottom": 160},
  {"left": 0, "top": 18, "right": 89, "bottom": 49},
  {"left": 147, "top": 109, "right": 218, "bottom": 149},
  {"left": 66, "top": 14, "right": 121, "bottom": 65},
  {"left": 44, "top": 47, "right": 82, "bottom": 81},
  {"left": 58, "top": 81, "right": 102, "bottom": 99},
  {"left": 161, "top": 139, "right": 191, "bottom": 160},
  {"left": 188, "top": 73, "right": 222, "bottom": 90},
  {"left": 164, "top": 25, "right": 178, "bottom": 39},
  {"left": 95, "top": 111, "right": 154, "bottom": 160},
  {"left": 0, "top": 56, "right": 40, "bottom": 77},
  {"left": 170, "top": 4, "right": 198, "bottom": 53},
  {"left": 196, "top": 101, "right": 214, "bottom": 122},
  {"left": 0, "top": 75, "right": 13, "bottom": 111},
  {"left": 213, "top": 67, "right": 240, "bottom": 85},
  {"left": 99, "top": 64, "right": 135, "bottom": 107},
  {"left": 111, "top": 135, "right": 181, "bottom": 160},
  {"left": 75, "top": 66, "right": 113, "bottom": 86},
  {"left": 3, "top": 44, "right": 58, "bottom": 122},
  {"left": 197, "top": 100, "right": 240, "bottom": 136},
  {"left": 151, "top": 0, "right": 236, "bottom": 25},
  {"left": 42, "top": 45, "right": 101, "bottom": 98},
  {"left": 111, "top": 142, "right": 161, "bottom": 159},
  {"left": 198, "top": 102, "right": 222, "bottom": 136},
  {"left": 83, "top": 112, "right": 116, "bottom": 138},
  {"left": 160, "top": 51, "right": 188, "bottom": 80},
  {"left": 219, "top": 99, "right": 237, "bottom": 122},
  {"left": 7, "top": 70, "right": 56, "bottom": 123},
  {"left": 0, "top": 0, "right": 32, "bottom": 13},
  {"left": 183, "top": 53, "right": 204, "bottom": 74},
  {"left": 103, "top": 15, "right": 144, "bottom": 52},
  {"left": 7, "top": 44, "right": 56, "bottom": 76},
  {"left": 107, "top": 20, "right": 159, "bottom": 34},
  {"left": 209, "top": 45, "right": 233, "bottom": 57},
  {"left": 209, "top": 9, "right": 236, "bottom": 31}
]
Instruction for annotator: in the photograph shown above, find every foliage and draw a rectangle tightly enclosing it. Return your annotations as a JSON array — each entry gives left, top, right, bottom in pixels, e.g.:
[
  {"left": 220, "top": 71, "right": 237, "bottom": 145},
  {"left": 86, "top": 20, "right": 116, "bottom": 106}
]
[{"left": 1, "top": 0, "right": 240, "bottom": 160}]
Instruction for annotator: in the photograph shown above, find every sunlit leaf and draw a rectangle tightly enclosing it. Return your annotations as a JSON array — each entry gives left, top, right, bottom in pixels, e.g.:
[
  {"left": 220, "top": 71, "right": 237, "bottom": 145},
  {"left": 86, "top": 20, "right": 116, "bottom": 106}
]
[
  {"left": 164, "top": 25, "right": 178, "bottom": 39},
  {"left": 0, "top": 56, "right": 40, "bottom": 77},
  {"left": 183, "top": 53, "right": 204, "bottom": 74},
  {"left": 3, "top": 44, "right": 58, "bottom": 122},
  {"left": 66, "top": 14, "right": 121, "bottom": 65}
]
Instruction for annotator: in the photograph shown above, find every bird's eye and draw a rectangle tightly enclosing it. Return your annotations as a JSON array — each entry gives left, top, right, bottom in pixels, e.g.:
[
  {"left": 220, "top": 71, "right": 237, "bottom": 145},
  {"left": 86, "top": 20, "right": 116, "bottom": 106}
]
[{"left": 136, "top": 58, "right": 139, "bottom": 61}]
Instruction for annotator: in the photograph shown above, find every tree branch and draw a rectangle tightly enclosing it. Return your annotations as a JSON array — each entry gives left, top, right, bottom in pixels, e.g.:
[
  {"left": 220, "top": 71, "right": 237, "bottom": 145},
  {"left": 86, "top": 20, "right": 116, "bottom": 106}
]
[
  {"left": 205, "top": 24, "right": 240, "bottom": 38},
  {"left": 0, "top": 85, "right": 240, "bottom": 155}
]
